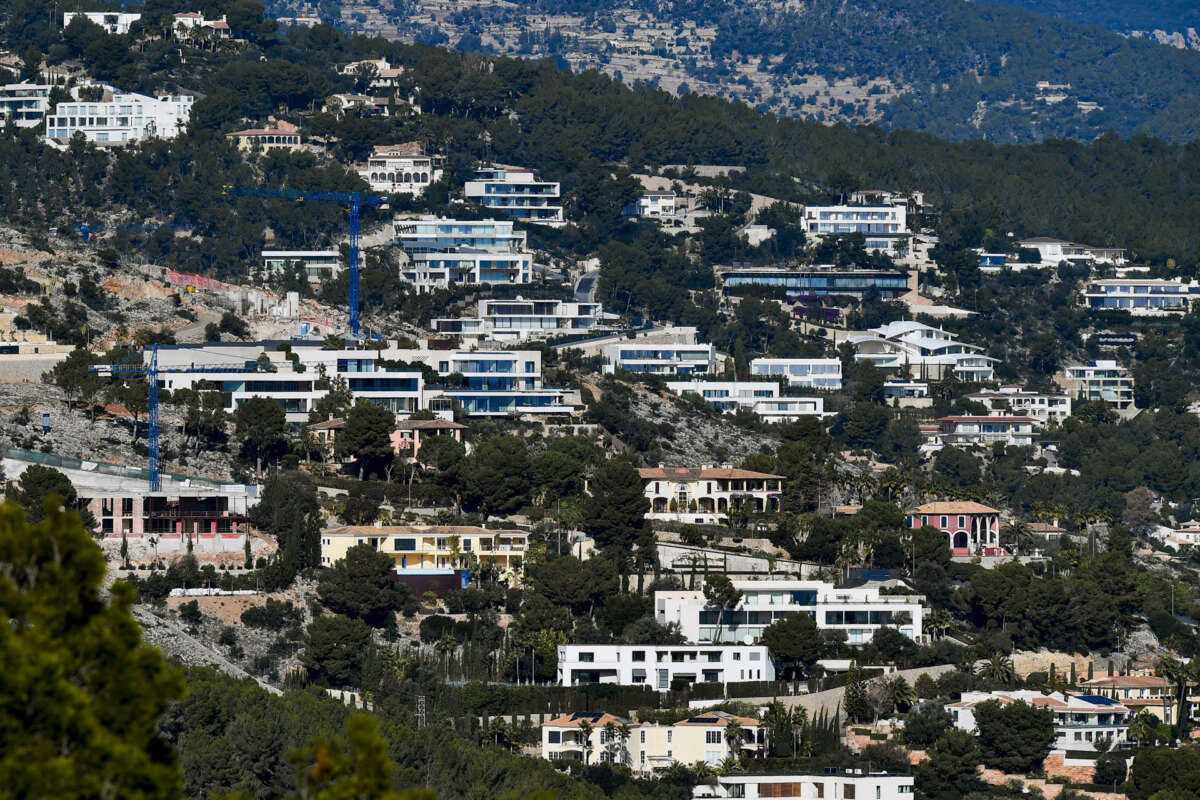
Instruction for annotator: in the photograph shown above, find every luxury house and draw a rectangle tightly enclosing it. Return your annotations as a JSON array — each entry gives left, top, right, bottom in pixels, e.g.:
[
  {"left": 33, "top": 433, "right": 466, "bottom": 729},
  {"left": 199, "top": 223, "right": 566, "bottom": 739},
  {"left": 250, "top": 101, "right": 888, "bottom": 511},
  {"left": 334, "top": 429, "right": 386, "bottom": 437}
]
[
  {"left": 849, "top": 321, "right": 996, "bottom": 382},
  {"left": 906, "top": 501, "right": 1002, "bottom": 556},
  {"left": 638, "top": 466, "right": 784, "bottom": 525}
]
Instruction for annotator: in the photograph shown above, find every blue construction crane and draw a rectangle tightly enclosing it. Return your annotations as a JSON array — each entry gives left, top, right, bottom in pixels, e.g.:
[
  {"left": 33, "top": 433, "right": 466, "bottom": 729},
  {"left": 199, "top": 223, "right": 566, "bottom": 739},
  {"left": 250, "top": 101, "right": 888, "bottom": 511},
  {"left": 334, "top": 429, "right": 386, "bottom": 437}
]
[
  {"left": 221, "top": 185, "right": 389, "bottom": 338},
  {"left": 92, "top": 344, "right": 253, "bottom": 491}
]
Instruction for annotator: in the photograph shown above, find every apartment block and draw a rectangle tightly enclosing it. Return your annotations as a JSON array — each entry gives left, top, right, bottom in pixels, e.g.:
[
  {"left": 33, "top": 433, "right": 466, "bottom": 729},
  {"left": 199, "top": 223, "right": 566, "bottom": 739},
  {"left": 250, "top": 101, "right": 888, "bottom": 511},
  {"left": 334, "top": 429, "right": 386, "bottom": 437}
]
[
  {"left": 603, "top": 342, "right": 716, "bottom": 376},
  {"left": 46, "top": 90, "right": 194, "bottom": 146},
  {"left": 666, "top": 380, "right": 826, "bottom": 422},
  {"left": 358, "top": 143, "right": 444, "bottom": 196},
  {"left": 152, "top": 343, "right": 424, "bottom": 424},
  {"left": 803, "top": 202, "right": 909, "bottom": 253},
  {"left": 947, "top": 691, "right": 1130, "bottom": 753},
  {"left": 0, "top": 83, "right": 50, "bottom": 127},
  {"left": 638, "top": 466, "right": 784, "bottom": 525},
  {"left": 965, "top": 387, "right": 1071, "bottom": 426},
  {"left": 655, "top": 578, "right": 924, "bottom": 646},
  {"left": 261, "top": 250, "right": 341, "bottom": 282},
  {"left": 749, "top": 358, "right": 843, "bottom": 390},
  {"left": 464, "top": 165, "right": 564, "bottom": 226},
  {"left": 696, "top": 773, "right": 915, "bottom": 800},
  {"left": 432, "top": 298, "right": 618, "bottom": 343},
  {"left": 1055, "top": 360, "right": 1135, "bottom": 410},
  {"left": 392, "top": 346, "right": 576, "bottom": 416},
  {"left": 556, "top": 644, "right": 775, "bottom": 687},
  {"left": 395, "top": 216, "right": 532, "bottom": 291},
  {"left": 1082, "top": 278, "right": 1200, "bottom": 315},
  {"left": 927, "top": 415, "right": 1037, "bottom": 449},
  {"left": 320, "top": 525, "right": 527, "bottom": 579}
]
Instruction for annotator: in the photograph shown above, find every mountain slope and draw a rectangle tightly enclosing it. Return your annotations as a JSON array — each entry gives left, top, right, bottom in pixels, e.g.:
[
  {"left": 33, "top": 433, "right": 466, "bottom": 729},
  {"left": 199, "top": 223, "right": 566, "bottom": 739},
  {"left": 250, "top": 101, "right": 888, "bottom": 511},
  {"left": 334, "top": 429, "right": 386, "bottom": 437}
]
[
  {"left": 982, "top": 1, "right": 1200, "bottom": 34},
  {"left": 293, "top": 0, "right": 1200, "bottom": 142}
]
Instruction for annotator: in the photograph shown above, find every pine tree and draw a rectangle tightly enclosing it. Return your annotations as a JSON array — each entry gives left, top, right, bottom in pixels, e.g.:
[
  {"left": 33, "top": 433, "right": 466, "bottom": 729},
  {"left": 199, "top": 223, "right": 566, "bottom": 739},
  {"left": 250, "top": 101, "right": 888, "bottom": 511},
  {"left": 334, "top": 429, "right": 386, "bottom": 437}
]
[
  {"left": 0, "top": 499, "right": 186, "bottom": 796},
  {"left": 843, "top": 661, "right": 871, "bottom": 723}
]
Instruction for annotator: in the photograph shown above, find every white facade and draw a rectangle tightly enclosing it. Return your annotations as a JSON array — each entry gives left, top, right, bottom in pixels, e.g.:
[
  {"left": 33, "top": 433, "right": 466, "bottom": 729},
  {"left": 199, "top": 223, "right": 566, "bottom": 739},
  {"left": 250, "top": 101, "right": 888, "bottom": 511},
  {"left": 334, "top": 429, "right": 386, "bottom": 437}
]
[
  {"left": 625, "top": 192, "right": 679, "bottom": 218},
  {"left": 358, "top": 144, "right": 443, "bottom": 196},
  {"left": 749, "top": 358, "right": 843, "bottom": 390},
  {"left": 63, "top": 11, "right": 141, "bottom": 34},
  {"left": 152, "top": 344, "right": 423, "bottom": 424},
  {"left": 696, "top": 773, "right": 915, "bottom": 800},
  {"left": 1019, "top": 237, "right": 1126, "bottom": 267},
  {"left": 966, "top": 387, "right": 1071, "bottom": 426},
  {"left": 638, "top": 466, "right": 783, "bottom": 525},
  {"left": 261, "top": 250, "right": 341, "bottom": 283},
  {"left": 1056, "top": 360, "right": 1135, "bottom": 409},
  {"left": 850, "top": 321, "right": 996, "bottom": 382},
  {"left": 150, "top": 342, "right": 575, "bottom": 421},
  {"left": 947, "top": 691, "right": 1130, "bottom": 753},
  {"left": 667, "top": 380, "right": 826, "bottom": 422},
  {"left": 603, "top": 343, "right": 716, "bottom": 376},
  {"left": 804, "top": 203, "right": 909, "bottom": 253},
  {"left": 1082, "top": 278, "right": 1200, "bottom": 315},
  {"left": 655, "top": 578, "right": 924, "bottom": 646},
  {"left": 884, "top": 379, "right": 928, "bottom": 400},
  {"left": 542, "top": 710, "right": 763, "bottom": 772},
  {"left": 0, "top": 83, "right": 50, "bottom": 127},
  {"left": 432, "top": 298, "right": 618, "bottom": 342},
  {"left": 464, "top": 165, "right": 564, "bottom": 226},
  {"left": 928, "top": 416, "right": 1037, "bottom": 449},
  {"left": 556, "top": 644, "right": 774, "bottom": 687},
  {"left": 395, "top": 216, "right": 532, "bottom": 291},
  {"left": 392, "top": 347, "right": 576, "bottom": 416},
  {"left": 46, "top": 91, "right": 194, "bottom": 146}
]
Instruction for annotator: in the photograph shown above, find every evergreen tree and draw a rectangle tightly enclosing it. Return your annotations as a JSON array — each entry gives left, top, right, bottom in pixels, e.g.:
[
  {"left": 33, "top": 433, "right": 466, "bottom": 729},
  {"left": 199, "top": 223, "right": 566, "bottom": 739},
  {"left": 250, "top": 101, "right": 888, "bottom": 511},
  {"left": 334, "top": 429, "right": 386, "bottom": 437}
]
[
  {"left": 0, "top": 501, "right": 185, "bottom": 796},
  {"left": 843, "top": 661, "right": 872, "bottom": 723}
]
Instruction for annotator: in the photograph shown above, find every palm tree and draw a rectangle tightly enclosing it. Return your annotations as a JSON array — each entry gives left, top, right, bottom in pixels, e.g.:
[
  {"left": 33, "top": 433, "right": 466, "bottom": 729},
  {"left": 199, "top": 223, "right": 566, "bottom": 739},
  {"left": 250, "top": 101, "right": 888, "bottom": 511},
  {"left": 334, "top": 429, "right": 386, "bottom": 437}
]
[
  {"left": 618, "top": 722, "right": 632, "bottom": 767},
  {"left": 715, "top": 755, "right": 740, "bottom": 776},
  {"left": 886, "top": 676, "right": 918, "bottom": 714},
  {"left": 576, "top": 719, "right": 594, "bottom": 766},
  {"left": 976, "top": 653, "right": 1016, "bottom": 686},
  {"left": 724, "top": 720, "right": 748, "bottom": 762},
  {"left": 603, "top": 721, "right": 619, "bottom": 764},
  {"left": 1128, "top": 709, "right": 1159, "bottom": 747},
  {"left": 925, "top": 608, "right": 953, "bottom": 641},
  {"left": 1156, "top": 657, "right": 1200, "bottom": 741},
  {"left": 1001, "top": 519, "right": 1034, "bottom": 554}
]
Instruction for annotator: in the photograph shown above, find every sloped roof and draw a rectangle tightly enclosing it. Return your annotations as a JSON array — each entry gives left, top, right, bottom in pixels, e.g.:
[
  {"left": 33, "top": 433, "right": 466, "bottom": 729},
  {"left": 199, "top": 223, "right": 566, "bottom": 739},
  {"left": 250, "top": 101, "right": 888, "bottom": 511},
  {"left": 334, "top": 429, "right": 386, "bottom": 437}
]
[
  {"left": 909, "top": 501, "right": 1000, "bottom": 514},
  {"left": 638, "top": 467, "right": 784, "bottom": 481},
  {"left": 544, "top": 711, "right": 630, "bottom": 727}
]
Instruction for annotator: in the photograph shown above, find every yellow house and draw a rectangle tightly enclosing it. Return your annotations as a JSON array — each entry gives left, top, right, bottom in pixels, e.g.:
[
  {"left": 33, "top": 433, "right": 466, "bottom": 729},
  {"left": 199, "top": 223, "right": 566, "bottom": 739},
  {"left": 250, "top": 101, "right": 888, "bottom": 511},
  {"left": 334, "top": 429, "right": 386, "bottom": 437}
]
[
  {"left": 541, "top": 710, "right": 762, "bottom": 773},
  {"left": 1079, "top": 675, "right": 1176, "bottom": 725},
  {"left": 319, "top": 525, "right": 527, "bottom": 579}
]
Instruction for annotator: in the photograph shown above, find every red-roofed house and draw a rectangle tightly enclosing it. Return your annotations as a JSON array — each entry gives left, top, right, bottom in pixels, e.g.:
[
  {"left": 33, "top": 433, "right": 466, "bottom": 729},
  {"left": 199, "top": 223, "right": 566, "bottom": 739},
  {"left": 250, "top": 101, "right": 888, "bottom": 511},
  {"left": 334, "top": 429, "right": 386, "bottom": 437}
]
[
  {"left": 226, "top": 119, "right": 302, "bottom": 153},
  {"left": 947, "top": 690, "right": 1130, "bottom": 752},
  {"left": 638, "top": 465, "right": 784, "bottom": 525},
  {"left": 906, "top": 501, "right": 1001, "bottom": 556}
]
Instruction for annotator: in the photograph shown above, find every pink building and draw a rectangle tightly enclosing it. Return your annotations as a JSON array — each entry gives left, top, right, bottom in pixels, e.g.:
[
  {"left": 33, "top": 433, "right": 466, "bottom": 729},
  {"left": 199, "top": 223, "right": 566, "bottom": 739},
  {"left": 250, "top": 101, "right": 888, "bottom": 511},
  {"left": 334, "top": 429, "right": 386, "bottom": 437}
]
[
  {"left": 390, "top": 418, "right": 466, "bottom": 463},
  {"left": 906, "top": 501, "right": 1001, "bottom": 557}
]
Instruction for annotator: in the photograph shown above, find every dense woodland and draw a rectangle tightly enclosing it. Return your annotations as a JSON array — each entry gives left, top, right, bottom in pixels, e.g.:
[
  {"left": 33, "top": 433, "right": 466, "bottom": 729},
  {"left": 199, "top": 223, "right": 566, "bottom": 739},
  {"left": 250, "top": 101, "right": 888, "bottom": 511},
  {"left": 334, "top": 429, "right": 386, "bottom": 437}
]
[{"left": 369, "top": 0, "right": 1200, "bottom": 142}]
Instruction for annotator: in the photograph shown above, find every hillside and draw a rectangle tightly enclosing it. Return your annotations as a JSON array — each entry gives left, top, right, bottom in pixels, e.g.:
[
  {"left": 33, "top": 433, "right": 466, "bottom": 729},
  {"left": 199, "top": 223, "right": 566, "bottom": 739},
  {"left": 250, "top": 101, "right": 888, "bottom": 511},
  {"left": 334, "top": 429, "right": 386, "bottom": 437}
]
[
  {"left": 277, "top": 0, "right": 1200, "bottom": 142},
  {"left": 985, "top": 0, "right": 1200, "bottom": 35}
]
